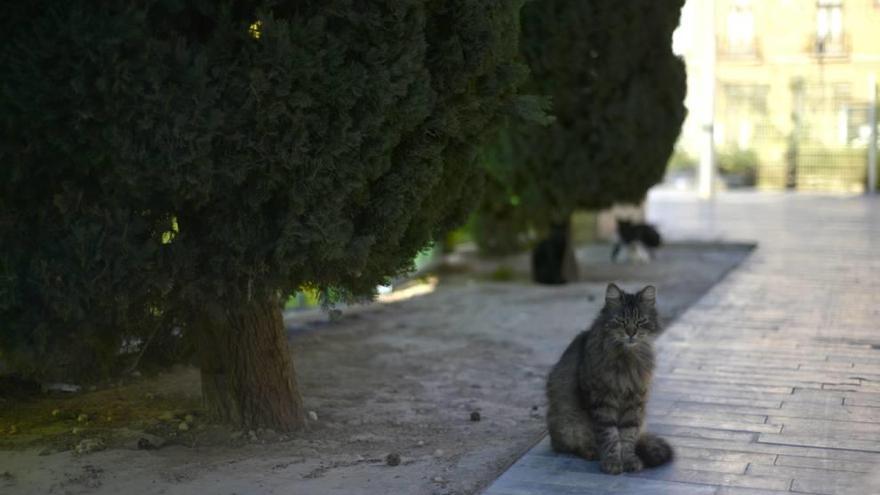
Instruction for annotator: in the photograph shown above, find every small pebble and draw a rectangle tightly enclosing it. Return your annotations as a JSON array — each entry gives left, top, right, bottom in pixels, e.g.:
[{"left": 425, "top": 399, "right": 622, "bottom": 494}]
[
  {"left": 248, "top": 430, "right": 258, "bottom": 441},
  {"left": 385, "top": 452, "right": 401, "bottom": 466},
  {"left": 470, "top": 411, "right": 481, "bottom": 422},
  {"left": 51, "top": 409, "right": 62, "bottom": 417},
  {"left": 75, "top": 438, "right": 106, "bottom": 455},
  {"left": 71, "top": 427, "right": 81, "bottom": 435},
  {"left": 433, "top": 449, "right": 444, "bottom": 457},
  {"left": 307, "top": 411, "right": 318, "bottom": 422},
  {"left": 531, "top": 405, "right": 538, "bottom": 411},
  {"left": 417, "top": 440, "right": 425, "bottom": 446},
  {"left": 184, "top": 414, "right": 195, "bottom": 424},
  {"left": 77, "top": 414, "right": 89, "bottom": 423},
  {"left": 178, "top": 422, "right": 190, "bottom": 432},
  {"left": 432, "top": 476, "right": 446, "bottom": 483},
  {"left": 133, "top": 434, "right": 165, "bottom": 451}
]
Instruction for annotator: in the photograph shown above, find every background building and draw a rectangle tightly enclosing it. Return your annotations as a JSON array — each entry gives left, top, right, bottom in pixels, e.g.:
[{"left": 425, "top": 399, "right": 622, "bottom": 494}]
[{"left": 674, "top": 0, "right": 880, "bottom": 192}]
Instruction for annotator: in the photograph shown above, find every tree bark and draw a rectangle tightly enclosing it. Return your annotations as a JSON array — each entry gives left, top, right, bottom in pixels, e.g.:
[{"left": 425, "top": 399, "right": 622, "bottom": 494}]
[
  {"left": 559, "top": 219, "right": 579, "bottom": 283},
  {"left": 196, "top": 295, "right": 305, "bottom": 432}
]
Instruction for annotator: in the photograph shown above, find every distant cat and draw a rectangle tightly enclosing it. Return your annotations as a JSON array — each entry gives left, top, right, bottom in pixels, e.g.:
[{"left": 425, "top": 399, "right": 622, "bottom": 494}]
[
  {"left": 611, "top": 219, "right": 662, "bottom": 263},
  {"left": 546, "top": 283, "right": 673, "bottom": 474}
]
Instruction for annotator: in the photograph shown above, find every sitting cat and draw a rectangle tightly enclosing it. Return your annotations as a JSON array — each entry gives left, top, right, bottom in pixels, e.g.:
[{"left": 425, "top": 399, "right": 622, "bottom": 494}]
[
  {"left": 611, "top": 219, "right": 662, "bottom": 263},
  {"left": 546, "top": 283, "right": 673, "bottom": 474}
]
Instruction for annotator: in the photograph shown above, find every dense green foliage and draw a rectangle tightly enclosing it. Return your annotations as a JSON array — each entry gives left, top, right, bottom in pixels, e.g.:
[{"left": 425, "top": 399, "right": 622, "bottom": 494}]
[
  {"left": 482, "top": 0, "right": 687, "bottom": 235},
  {"left": 471, "top": 137, "right": 534, "bottom": 255},
  {"left": 0, "top": 0, "right": 528, "bottom": 380}
]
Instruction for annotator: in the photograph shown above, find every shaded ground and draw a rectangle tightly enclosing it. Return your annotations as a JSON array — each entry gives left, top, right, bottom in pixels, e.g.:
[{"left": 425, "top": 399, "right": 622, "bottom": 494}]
[
  {"left": 0, "top": 242, "right": 751, "bottom": 495},
  {"left": 486, "top": 191, "right": 880, "bottom": 495}
]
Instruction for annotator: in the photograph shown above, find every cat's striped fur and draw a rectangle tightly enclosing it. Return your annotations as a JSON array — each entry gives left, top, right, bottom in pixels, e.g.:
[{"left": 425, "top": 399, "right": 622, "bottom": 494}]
[{"left": 546, "top": 283, "right": 673, "bottom": 474}]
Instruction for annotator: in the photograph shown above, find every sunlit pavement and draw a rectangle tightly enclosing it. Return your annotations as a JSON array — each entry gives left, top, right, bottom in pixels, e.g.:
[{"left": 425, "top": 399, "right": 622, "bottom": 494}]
[{"left": 484, "top": 190, "right": 880, "bottom": 495}]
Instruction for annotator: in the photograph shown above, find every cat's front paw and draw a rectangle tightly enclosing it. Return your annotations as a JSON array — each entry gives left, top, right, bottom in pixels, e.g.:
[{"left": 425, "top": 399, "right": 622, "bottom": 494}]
[
  {"left": 622, "top": 456, "right": 644, "bottom": 472},
  {"left": 599, "top": 457, "right": 623, "bottom": 475}
]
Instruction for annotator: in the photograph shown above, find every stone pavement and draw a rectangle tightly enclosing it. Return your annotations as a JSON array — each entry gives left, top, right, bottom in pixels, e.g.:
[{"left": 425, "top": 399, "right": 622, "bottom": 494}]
[{"left": 483, "top": 191, "right": 880, "bottom": 495}]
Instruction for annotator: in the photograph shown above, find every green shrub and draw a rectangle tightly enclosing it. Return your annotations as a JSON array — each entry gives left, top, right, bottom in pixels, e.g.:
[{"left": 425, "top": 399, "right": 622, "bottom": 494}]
[
  {"left": 487, "top": 265, "right": 516, "bottom": 282},
  {"left": 668, "top": 148, "right": 699, "bottom": 172},
  {"left": 717, "top": 148, "right": 759, "bottom": 174},
  {"left": 717, "top": 148, "right": 758, "bottom": 186}
]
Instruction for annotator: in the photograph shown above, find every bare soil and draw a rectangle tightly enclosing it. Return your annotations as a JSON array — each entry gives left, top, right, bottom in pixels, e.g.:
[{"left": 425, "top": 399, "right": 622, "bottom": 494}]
[{"left": 0, "top": 242, "right": 751, "bottom": 495}]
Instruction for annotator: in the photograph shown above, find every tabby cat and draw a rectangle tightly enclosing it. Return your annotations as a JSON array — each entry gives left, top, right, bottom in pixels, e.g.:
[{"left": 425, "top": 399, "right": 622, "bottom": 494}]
[{"left": 546, "top": 283, "right": 672, "bottom": 474}]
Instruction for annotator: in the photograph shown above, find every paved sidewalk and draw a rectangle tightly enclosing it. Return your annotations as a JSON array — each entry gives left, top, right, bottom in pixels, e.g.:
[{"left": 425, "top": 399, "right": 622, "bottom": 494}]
[{"left": 484, "top": 192, "right": 880, "bottom": 495}]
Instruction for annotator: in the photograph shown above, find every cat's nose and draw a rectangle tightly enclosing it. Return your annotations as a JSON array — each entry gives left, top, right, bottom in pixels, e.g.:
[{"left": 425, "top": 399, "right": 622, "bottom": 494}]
[{"left": 625, "top": 327, "right": 637, "bottom": 337}]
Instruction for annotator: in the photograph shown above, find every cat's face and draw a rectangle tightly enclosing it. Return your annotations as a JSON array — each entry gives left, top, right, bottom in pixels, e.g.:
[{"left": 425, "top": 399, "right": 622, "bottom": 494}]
[{"left": 602, "top": 283, "right": 658, "bottom": 348}]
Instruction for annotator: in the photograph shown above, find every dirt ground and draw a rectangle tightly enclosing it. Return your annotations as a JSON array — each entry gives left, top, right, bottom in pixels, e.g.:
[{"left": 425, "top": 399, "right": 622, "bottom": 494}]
[{"left": 0, "top": 242, "right": 751, "bottom": 495}]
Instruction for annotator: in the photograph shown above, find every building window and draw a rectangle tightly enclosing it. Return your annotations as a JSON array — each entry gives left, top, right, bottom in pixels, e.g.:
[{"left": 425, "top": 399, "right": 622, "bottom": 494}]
[
  {"left": 816, "top": 0, "right": 844, "bottom": 55},
  {"left": 719, "top": 83, "right": 770, "bottom": 148},
  {"left": 722, "top": 84, "right": 769, "bottom": 115},
  {"left": 726, "top": 0, "right": 756, "bottom": 55}
]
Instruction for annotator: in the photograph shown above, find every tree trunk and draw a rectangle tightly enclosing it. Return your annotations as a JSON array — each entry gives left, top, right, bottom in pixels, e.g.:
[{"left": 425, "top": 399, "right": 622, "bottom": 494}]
[
  {"left": 531, "top": 216, "right": 579, "bottom": 284},
  {"left": 559, "top": 219, "right": 579, "bottom": 283},
  {"left": 196, "top": 295, "right": 305, "bottom": 432}
]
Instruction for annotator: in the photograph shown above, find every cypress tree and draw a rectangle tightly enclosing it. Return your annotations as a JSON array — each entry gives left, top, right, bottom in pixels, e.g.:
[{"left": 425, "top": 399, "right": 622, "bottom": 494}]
[
  {"left": 486, "top": 0, "right": 687, "bottom": 281},
  {"left": 1, "top": 0, "right": 527, "bottom": 430}
]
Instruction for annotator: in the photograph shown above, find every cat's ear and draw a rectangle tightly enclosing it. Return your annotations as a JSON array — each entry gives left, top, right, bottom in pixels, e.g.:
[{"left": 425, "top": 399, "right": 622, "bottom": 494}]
[
  {"left": 638, "top": 285, "right": 656, "bottom": 306},
  {"left": 605, "top": 283, "right": 623, "bottom": 305}
]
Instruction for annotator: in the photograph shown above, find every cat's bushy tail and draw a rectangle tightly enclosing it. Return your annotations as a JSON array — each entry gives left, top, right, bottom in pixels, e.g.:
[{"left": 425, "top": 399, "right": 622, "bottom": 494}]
[{"left": 635, "top": 432, "right": 673, "bottom": 467}]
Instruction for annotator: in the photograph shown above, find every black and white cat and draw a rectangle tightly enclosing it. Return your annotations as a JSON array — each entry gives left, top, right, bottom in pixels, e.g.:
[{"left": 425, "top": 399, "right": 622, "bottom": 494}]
[{"left": 611, "top": 219, "right": 662, "bottom": 263}]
